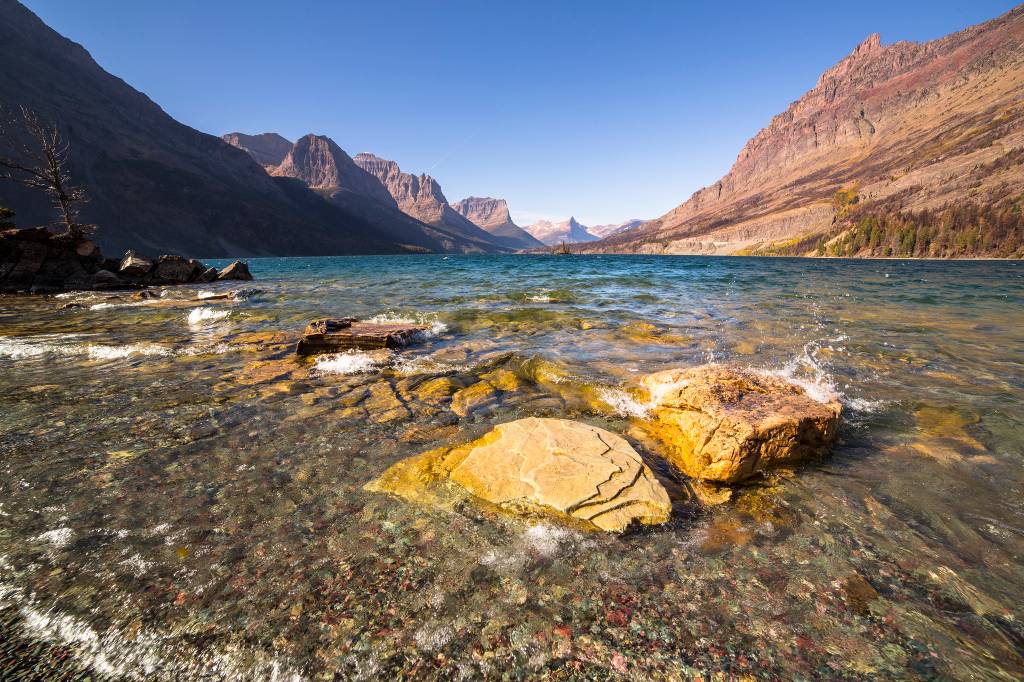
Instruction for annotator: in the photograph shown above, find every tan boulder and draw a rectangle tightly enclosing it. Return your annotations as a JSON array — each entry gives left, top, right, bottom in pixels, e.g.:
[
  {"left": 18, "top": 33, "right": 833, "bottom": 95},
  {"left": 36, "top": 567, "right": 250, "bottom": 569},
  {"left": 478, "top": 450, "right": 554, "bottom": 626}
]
[
  {"left": 637, "top": 364, "right": 841, "bottom": 483},
  {"left": 365, "top": 417, "right": 671, "bottom": 532}
]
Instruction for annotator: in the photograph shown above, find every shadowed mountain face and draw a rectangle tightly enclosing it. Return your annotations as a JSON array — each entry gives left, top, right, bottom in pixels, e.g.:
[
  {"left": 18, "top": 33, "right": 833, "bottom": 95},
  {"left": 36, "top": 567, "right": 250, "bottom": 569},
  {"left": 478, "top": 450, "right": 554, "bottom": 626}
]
[
  {"left": 0, "top": 0, "right": 445, "bottom": 257},
  {"left": 590, "top": 7, "right": 1024, "bottom": 255},
  {"left": 221, "top": 132, "right": 293, "bottom": 168},
  {"left": 523, "top": 217, "right": 599, "bottom": 246},
  {"left": 353, "top": 153, "right": 503, "bottom": 246},
  {"left": 238, "top": 134, "right": 504, "bottom": 253},
  {"left": 452, "top": 197, "right": 544, "bottom": 250}
]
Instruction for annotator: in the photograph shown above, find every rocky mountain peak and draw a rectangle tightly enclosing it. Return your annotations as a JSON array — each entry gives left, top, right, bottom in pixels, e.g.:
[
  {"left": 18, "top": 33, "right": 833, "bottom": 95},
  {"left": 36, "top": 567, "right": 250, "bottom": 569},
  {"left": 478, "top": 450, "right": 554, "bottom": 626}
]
[
  {"left": 222, "top": 132, "right": 292, "bottom": 168},
  {"left": 452, "top": 197, "right": 543, "bottom": 250},
  {"left": 270, "top": 135, "right": 397, "bottom": 207},
  {"left": 453, "top": 197, "right": 512, "bottom": 226}
]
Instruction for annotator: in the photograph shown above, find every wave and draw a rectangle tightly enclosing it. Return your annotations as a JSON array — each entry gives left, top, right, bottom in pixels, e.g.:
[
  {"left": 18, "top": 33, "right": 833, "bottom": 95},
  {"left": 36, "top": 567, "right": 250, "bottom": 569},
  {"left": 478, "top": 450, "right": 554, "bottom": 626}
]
[
  {"left": 312, "top": 350, "right": 390, "bottom": 375},
  {"left": 0, "top": 572, "right": 303, "bottom": 681},
  {"left": 366, "top": 312, "right": 447, "bottom": 339},
  {"left": 0, "top": 336, "right": 232, "bottom": 362},
  {"left": 186, "top": 307, "right": 230, "bottom": 326}
]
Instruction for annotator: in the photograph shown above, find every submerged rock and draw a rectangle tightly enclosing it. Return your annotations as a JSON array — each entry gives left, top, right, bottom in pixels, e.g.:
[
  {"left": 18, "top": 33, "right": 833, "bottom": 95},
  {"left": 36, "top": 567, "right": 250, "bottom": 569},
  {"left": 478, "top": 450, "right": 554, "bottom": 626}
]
[
  {"left": 365, "top": 417, "right": 671, "bottom": 532},
  {"left": 637, "top": 364, "right": 841, "bottom": 483}
]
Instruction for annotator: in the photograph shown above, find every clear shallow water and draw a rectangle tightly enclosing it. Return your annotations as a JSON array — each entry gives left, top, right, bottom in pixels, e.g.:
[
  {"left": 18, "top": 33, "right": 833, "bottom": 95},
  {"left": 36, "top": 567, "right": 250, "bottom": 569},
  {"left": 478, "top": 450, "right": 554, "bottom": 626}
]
[{"left": 1, "top": 254, "right": 1022, "bottom": 679}]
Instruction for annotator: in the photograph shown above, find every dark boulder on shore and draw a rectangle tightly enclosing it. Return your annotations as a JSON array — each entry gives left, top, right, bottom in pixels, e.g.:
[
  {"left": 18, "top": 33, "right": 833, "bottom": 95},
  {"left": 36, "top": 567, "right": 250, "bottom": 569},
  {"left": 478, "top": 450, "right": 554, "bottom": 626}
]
[{"left": 0, "top": 228, "right": 253, "bottom": 293}]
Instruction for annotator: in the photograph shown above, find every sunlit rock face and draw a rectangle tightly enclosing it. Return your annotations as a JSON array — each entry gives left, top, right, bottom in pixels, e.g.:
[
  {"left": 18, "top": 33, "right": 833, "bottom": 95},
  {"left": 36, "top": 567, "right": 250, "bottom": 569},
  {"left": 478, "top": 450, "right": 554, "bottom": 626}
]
[
  {"left": 353, "top": 153, "right": 501, "bottom": 246},
  {"left": 365, "top": 417, "right": 671, "bottom": 532},
  {"left": 452, "top": 197, "right": 544, "bottom": 250},
  {"left": 637, "top": 365, "right": 842, "bottom": 483},
  {"left": 587, "top": 7, "right": 1024, "bottom": 255}
]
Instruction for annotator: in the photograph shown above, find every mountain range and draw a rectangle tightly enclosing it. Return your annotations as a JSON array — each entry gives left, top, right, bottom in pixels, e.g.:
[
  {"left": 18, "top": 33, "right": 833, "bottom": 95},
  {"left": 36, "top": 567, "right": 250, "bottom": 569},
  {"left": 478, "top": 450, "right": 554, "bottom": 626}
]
[
  {"left": 586, "top": 6, "right": 1024, "bottom": 256},
  {"left": 1, "top": 0, "right": 1020, "bottom": 259},
  {"left": 521, "top": 217, "right": 599, "bottom": 246},
  {"left": 452, "top": 197, "right": 544, "bottom": 250},
  {"left": 0, "top": 0, "right": 517, "bottom": 257}
]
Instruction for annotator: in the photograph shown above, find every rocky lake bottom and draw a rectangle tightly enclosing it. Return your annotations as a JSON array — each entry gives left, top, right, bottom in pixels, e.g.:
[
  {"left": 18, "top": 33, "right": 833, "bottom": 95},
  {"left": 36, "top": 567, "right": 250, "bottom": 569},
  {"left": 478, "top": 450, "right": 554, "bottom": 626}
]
[{"left": 1, "top": 254, "right": 1022, "bottom": 680}]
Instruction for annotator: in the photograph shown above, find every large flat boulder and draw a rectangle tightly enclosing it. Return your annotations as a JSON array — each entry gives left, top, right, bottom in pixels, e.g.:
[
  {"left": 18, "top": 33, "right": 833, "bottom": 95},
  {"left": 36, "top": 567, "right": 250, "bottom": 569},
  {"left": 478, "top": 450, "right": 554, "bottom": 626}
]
[
  {"left": 295, "top": 318, "right": 428, "bottom": 354},
  {"left": 365, "top": 417, "right": 671, "bottom": 532},
  {"left": 637, "top": 364, "right": 841, "bottom": 483}
]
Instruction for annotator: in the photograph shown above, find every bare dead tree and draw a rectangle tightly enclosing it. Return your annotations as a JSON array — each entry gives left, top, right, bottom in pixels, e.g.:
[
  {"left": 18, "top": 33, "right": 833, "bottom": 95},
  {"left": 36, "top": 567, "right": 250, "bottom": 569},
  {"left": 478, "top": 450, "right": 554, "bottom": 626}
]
[{"left": 0, "top": 106, "right": 94, "bottom": 238}]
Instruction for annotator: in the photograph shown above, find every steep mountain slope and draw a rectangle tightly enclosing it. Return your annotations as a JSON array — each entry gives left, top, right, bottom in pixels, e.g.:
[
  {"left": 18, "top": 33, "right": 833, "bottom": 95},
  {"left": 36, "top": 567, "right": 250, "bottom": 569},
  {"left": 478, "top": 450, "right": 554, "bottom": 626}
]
[
  {"left": 591, "top": 6, "right": 1024, "bottom": 256},
  {"left": 452, "top": 196, "right": 544, "bottom": 249},
  {"left": 523, "top": 217, "right": 599, "bottom": 246},
  {"left": 588, "top": 219, "right": 645, "bottom": 239},
  {"left": 271, "top": 135, "right": 397, "bottom": 207},
  {"left": 0, "top": 0, "right": 425, "bottom": 257},
  {"left": 248, "top": 134, "right": 503, "bottom": 253},
  {"left": 222, "top": 132, "right": 292, "bottom": 168},
  {"left": 353, "top": 153, "right": 504, "bottom": 247}
]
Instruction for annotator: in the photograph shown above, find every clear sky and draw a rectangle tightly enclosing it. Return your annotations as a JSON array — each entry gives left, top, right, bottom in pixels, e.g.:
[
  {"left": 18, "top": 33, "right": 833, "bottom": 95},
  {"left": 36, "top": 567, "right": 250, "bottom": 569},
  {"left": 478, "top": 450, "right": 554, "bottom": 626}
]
[{"left": 21, "top": 0, "right": 1021, "bottom": 226}]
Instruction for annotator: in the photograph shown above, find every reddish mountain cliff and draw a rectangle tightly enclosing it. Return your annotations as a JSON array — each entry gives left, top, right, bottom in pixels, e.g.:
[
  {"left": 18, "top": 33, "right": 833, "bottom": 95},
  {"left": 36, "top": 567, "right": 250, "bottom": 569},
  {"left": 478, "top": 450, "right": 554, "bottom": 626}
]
[
  {"left": 353, "top": 153, "right": 501, "bottom": 246},
  {"left": 227, "top": 133, "right": 506, "bottom": 253},
  {"left": 592, "top": 6, "right": 1024, "bottom": 257},
  {"left": 452, "top": 197, "right": 543, "bottom": 249}
]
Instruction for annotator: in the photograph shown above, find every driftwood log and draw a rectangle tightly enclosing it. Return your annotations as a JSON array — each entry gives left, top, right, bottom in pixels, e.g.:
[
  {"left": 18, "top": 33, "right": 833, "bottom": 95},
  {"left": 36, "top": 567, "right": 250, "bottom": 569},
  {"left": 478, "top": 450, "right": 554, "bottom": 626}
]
[{"left": 295, "top": 318, "right": 428, "bottom": 355}]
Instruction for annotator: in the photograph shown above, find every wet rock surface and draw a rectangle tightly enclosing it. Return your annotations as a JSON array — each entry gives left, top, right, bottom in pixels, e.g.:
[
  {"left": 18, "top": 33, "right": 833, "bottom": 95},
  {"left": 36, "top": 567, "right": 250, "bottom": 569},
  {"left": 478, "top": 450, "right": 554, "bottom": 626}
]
[
  {"left": 366, "top": 417, "right": 672, "bottom": 532},
  {"left": 295, "top": 317, "right": 428, "bottom": 354},
  {"left": 0, "top": 229, "right": 254, "bottom": 293},
  {"left": 638, "top": 364, "right": 842, "bottom": 483}
]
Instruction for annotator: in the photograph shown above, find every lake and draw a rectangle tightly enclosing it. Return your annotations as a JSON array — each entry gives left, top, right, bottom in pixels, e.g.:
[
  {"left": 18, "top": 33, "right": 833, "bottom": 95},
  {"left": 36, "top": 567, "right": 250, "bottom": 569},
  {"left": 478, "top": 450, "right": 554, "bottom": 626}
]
[{"left": 1, "top": 254, "right": 1022, "bottom": 679}]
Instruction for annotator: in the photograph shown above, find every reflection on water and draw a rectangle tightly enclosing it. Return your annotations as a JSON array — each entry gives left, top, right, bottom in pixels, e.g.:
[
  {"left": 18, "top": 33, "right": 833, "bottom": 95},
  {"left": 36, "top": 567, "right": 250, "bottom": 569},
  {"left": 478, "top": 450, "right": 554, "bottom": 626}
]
[{"left": 1, "top": 255, "right": 1023, "bottom": 679}]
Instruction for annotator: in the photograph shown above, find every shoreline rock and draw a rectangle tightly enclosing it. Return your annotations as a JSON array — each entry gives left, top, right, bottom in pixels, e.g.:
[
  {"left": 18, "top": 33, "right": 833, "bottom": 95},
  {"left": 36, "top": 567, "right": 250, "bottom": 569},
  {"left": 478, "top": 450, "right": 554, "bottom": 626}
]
[
  {"left": 636, "top": 364, "right": 841, "bottom": 484},
  {"left": 365, "top": 417, "right": 672, "bottom": 533},
  {"left": 0, "top": 228, "right": 253, "bottom": 293},
  {"left": 295, "top": 318, "right": 428, "bottom": 355}
]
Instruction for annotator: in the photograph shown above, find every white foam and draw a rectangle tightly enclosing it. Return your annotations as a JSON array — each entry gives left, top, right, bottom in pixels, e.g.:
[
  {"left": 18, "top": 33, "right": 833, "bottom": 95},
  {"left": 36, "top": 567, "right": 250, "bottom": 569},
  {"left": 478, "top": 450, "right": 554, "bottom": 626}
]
[
  {"left": 366, "top": 312, "right": 447, "bottom": 340},
  {"left": 0, "top": 337, "right": 171, "bottom": 361},
  {"left": 86, "top": 343, "right": 172, "bottom": 360},
  {"left": 523, "top": 524, "right": 573, "bottom": 557},
  {"left": 186, "top": 307, "right": 229, "bottom": 326},
  {"left": 35, "top": 527, "right": 73, "bottom": 548},
  {"left": 597, "top": 388, "right": 651, "bottom": 418},
  {"left": 312, "top": 350, "right": 389, "bottom": 375}
]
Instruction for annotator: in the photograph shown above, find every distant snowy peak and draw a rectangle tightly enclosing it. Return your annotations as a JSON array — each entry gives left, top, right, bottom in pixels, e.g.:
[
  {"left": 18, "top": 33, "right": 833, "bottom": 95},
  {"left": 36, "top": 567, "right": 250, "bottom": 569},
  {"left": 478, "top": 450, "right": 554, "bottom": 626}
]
[
  {"left": 522, "top": 217, "right": 599, "bottom": 246},
  {"left": 587, "top": 218, "right": 645, "bottom": 239}
]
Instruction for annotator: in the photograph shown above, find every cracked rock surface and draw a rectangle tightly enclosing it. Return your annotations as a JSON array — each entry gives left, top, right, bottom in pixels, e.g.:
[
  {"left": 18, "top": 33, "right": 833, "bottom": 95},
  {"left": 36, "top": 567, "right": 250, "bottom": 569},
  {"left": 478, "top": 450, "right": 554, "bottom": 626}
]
[
  {"left": 637, "top": 364, "right": 842, "bottom": 484},
  {"left": 365, "top": 417, "right": 671, "bottom": 532}
]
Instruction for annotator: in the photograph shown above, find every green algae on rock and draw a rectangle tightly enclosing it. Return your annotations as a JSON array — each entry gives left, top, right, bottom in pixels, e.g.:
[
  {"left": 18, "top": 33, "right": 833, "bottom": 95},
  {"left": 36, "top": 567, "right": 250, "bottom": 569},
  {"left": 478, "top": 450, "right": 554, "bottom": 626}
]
[{"left": 365, "top": 417, "right": 671, "bottom": 532}]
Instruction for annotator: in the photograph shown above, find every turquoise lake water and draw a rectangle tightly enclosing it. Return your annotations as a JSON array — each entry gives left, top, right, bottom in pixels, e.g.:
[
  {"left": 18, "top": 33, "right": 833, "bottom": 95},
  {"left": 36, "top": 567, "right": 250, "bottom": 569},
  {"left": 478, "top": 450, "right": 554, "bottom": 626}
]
[{"left": 1, "top": 254, "right": 1023, "bottom": 679}]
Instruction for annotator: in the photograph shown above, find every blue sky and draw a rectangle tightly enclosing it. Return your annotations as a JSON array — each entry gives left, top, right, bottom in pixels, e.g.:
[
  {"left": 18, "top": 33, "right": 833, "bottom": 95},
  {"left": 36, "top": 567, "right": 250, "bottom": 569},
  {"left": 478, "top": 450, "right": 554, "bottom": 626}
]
[{"left": 22, "top": 0, "right": 1020, "bottom": 226}]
